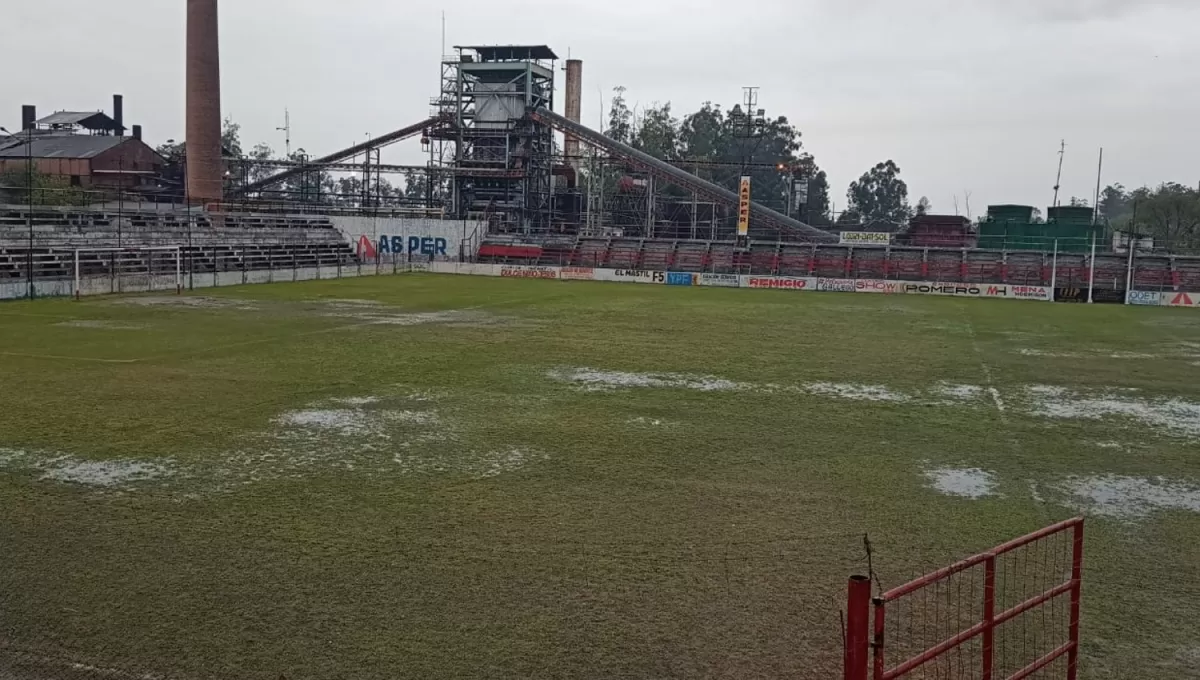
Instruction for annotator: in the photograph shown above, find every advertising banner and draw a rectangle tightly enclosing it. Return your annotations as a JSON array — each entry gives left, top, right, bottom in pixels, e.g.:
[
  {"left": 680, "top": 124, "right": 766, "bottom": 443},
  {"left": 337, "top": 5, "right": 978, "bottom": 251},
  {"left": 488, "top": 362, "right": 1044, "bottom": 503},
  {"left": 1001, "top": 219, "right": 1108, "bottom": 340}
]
[
  {"left": 817, "top": 278, "right": 856, "bottom": 293},
  {"left": 1006, "top": 285, "right": 1052, "bottom": 302},
  {"left": 744, "top": 276, "right": 816, "bottom": 291},
  {"left": 1092, "top": 288, "right": 1127, "bottom": 304},
  {"left": 598, "top": 269, "right": 666, "bottom": 284},
  {"left": 904, "top": 282, "right": 1012, "bottom": 298},
  {"left": 839, "top": 232, "right": 892, "bottom": 246},
  {"left": 499, "top": 266, "right": 560, "bottom": 279},
  {"left": 854, "top": 279, "right": 906, "bottom": 294},
  {"left": 1051, "top": 287, "right": 1124, "bottom": 304},
  {"left": 696, "top": 273, "right": 742, "bottom": 288},
  {"left": 560, "top": 267, "right": 596, "bottom": 281},
  {"left": 1126, "top": 290, "right": 1161, "bottom": 306},
  {"left": 737, "top": 177, "right": 751, "bottom": 237},
  {"left": 666, "top": 272, "right": 694, "bottom": 286},
  {"left": 1164, "top": 291, "right": 1200, "bottom": 307}
]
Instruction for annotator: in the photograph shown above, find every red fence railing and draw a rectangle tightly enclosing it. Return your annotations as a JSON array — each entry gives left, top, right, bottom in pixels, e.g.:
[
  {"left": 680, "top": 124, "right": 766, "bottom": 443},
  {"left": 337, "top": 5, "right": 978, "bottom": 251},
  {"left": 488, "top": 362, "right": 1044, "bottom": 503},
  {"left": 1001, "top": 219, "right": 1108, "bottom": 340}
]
[{"left": 845, "top": 518, "right": 1084, "bottom": 680}]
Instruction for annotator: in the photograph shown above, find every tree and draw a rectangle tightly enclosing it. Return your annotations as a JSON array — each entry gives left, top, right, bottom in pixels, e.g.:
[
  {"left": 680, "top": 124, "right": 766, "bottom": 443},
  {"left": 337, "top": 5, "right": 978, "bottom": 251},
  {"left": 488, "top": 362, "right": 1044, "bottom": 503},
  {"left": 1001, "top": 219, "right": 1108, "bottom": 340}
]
[
  {"left": 605, "top": 87, "right": 633, "bottom": 145},
  {"left": 0, "top": 168, "right": 90, "bottom": 206},
  {"left": 916, "top": 196, "right": 932, "bottom": 216},
  {"left": 1098, "top": 184, "right": 1130, "bottom": 223},
  {"left": 1068, "top": 197, "right": 1090, "bottom": 208},
  {"left": 847, "top": 160, "right": 911, "bottom": 224},
  {"left": 807, "top": 170, "right": 831, "bottom": 223},
  {"left": 1135, "top": 183, "right": 1200, "bottom": 248},
  {"left": 221, "top": 117, "right": 243, "bottom": 159},
  {"left": 631, "top": 103, "right": 679, "bottom": 160}
]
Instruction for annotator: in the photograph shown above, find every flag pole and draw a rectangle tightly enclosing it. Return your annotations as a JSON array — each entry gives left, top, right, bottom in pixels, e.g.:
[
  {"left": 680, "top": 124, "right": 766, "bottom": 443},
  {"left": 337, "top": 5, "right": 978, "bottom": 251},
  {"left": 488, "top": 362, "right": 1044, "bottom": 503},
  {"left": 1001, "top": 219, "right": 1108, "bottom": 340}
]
[
  {"left": 1050, "top": 240, "right": 1059, "bottom": 292},
  {"left": 1124, "top": 236, "right": 1136, "bottom": 305},
  {"left": 1087, "top": 233, "right": 1097, "bottom": 304}
]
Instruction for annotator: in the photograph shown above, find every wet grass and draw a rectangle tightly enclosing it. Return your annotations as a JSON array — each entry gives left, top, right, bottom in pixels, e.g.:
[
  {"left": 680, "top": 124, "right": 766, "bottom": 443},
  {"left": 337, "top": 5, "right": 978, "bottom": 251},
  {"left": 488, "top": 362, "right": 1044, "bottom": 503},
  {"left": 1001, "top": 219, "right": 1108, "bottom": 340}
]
[{"left": 0, "top": 274, "right": 1198, "bottom": 679}]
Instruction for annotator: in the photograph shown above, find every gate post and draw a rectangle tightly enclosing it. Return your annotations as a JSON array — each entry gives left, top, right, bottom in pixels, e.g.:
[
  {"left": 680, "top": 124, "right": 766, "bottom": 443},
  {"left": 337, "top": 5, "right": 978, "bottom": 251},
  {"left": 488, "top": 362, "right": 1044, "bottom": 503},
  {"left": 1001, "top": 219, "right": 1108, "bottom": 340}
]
[
  {"left": 1067, "top": 521, "right": 1085, "bottom": 680},
  {"left": 844, "top": 575, "right": 871, "bottom": 680}
]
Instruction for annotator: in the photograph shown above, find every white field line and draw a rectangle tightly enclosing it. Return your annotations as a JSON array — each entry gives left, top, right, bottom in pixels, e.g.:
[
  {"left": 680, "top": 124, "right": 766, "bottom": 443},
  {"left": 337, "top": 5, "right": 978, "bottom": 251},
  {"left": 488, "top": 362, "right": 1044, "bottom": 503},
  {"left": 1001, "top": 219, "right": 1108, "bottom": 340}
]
[{"left": 0, "top": 351, "right": 139, "bottom": 364}]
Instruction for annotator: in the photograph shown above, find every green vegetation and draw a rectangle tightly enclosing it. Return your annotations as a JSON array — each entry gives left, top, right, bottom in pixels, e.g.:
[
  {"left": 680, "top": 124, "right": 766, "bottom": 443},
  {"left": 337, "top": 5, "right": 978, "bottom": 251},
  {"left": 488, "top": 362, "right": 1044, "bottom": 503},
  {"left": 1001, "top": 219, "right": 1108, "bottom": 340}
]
[{"left": 1, "top": 275, "right": 1198, "bottom": 679}]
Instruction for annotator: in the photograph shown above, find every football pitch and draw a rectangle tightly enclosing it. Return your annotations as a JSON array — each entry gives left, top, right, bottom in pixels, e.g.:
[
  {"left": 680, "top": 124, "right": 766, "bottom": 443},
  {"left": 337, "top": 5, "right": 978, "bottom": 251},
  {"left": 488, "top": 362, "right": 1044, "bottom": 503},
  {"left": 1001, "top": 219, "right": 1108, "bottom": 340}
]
[{"left": 1, "top": 274, "right": 1198, "bottom": 679}]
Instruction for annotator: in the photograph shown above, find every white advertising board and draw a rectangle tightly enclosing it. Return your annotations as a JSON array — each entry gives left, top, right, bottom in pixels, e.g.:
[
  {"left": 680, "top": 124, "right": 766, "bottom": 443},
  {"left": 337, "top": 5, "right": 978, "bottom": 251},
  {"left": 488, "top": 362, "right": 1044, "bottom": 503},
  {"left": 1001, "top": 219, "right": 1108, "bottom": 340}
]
[
  {"left": 596, "top": 269, "right": 666, "bottom": 284},
  {"left": 743, "top": 276, "right": 816, "bottom": 291}
]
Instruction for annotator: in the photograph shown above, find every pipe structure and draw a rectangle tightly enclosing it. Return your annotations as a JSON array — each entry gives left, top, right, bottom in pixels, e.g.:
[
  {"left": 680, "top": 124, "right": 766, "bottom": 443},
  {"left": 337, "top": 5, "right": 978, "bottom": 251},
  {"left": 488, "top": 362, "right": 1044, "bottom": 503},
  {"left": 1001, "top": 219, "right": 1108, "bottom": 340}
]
[
  {"left": 529, "top": 107, "right": 835, "bottom": 242},
  {"left": 231, "top": 114, "right": 449, "bottom": 196},
  {"left": 186, "top": 0, "right": 223, "bottom": 203}
]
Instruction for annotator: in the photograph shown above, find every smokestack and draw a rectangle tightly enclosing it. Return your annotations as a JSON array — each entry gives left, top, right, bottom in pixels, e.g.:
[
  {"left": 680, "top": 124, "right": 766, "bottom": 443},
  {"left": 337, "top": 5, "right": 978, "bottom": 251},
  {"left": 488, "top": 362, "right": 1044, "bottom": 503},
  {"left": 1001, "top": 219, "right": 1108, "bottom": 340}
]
[
  {"left": 21, "top": 105, "right": 36, "bottom": 131},
  {"left": 564, "top": 59, "right": 583, "bottom": 169},
  {"left": 186, "top": 0, "right": 223, "bottom": 203},
  {"left": 132, "top": 125, "right": 142, "bottom": 141},
  {"left": 113, "top": 94, "right": 124, "bottom": 136}
]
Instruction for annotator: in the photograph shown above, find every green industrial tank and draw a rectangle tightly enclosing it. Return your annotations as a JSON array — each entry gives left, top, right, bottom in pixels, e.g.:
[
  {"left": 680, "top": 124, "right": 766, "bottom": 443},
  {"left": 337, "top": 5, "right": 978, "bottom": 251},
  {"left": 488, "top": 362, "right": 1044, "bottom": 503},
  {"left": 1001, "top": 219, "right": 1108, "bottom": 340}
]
[{"left": 978, "top": 205, "right": 1102, "bottom": 252}]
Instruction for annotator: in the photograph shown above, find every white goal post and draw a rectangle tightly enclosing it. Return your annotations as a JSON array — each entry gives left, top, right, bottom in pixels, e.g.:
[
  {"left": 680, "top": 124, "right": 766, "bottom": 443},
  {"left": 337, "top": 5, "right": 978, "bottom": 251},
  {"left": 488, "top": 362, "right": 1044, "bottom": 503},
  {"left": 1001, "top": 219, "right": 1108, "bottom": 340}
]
[{"left": 72, "top": 246, "right": 183, "bottom": 300}]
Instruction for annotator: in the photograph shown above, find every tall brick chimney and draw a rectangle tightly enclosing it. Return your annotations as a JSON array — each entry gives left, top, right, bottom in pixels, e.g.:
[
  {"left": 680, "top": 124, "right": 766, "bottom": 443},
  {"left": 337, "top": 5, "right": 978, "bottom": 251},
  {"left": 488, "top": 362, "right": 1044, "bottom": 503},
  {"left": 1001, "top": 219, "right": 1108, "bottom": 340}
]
[
  {"left": 186, "top": 0, "right": 223, "bottom": 203},
  {"left": 564, "top": 59, "right": 583, "bottom": 170}
]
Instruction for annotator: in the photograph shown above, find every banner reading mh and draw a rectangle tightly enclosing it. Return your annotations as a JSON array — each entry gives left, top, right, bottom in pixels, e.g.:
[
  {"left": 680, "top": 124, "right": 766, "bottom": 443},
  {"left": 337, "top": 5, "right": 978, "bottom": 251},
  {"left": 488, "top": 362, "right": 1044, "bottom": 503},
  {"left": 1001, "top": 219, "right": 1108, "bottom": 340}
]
[{"left": 737, "top": 176, "right": 751, "bottom": 237}]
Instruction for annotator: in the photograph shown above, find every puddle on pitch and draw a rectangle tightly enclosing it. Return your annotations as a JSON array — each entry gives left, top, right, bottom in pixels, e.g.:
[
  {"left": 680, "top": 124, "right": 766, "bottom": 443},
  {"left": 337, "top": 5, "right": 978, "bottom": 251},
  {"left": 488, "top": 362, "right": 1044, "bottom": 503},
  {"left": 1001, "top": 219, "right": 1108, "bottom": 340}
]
[
  {"left": 548, "top": 367, "right": 746, "bottom": 392},
  {"left": 805, "top": 382, "right": 911, "bottom": 403},
  {"left": 924, "top": 466, "right": 1000, "bottom": 499},
  {"left": 55, "top": 320, "right": 147, "bottom": 330},
  {"left": 0, "top": 448, "right": 175, "bottom": 489},
  {"left": 1057, "top": 475, "right": 1200, "bottom": 519},
  {"left": 1026, "top": 385, "right": 1200, "bottom": 439},
  {"left": 116, "top": 296, "right": 256, "bottom": 310},
  {"left": 932, "top": 383, "right": 985, "bottom": 401}
]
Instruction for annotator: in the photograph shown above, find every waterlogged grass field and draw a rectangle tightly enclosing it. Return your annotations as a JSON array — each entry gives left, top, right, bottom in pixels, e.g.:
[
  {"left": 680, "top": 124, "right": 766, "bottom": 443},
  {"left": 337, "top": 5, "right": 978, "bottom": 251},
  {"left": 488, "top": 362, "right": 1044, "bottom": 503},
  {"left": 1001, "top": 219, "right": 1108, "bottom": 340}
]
[{"left": 1, "top": 274, "right": 1199, "bottom": 679}]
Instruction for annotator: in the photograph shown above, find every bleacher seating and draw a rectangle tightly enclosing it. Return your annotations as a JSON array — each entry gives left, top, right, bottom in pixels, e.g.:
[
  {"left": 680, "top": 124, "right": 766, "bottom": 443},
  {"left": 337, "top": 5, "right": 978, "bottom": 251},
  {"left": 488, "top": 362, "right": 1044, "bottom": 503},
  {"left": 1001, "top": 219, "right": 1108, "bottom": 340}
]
[
  {"left": 467, "top": 234, "right": 1200, "bottom": 291},
  {"left": 0, "top": 206, "right": 356, "bottom": 282}
]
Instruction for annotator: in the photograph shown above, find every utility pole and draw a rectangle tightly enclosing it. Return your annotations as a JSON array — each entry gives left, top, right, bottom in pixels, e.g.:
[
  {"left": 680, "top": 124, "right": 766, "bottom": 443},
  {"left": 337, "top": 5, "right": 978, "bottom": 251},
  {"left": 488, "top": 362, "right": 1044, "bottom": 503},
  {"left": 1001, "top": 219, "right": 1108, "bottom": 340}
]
[
  {"left": 276, "top": 109, "right": 291, "bottom": 158},
  {"left": 734, "top": 87, "right": 766, "bottom": 243},
  {"left": 1092, "top": 148, "right": 1104, "bottom": 225},
  {"left": 1052, "top": 139, "right": 1066, "bottom": 209}
]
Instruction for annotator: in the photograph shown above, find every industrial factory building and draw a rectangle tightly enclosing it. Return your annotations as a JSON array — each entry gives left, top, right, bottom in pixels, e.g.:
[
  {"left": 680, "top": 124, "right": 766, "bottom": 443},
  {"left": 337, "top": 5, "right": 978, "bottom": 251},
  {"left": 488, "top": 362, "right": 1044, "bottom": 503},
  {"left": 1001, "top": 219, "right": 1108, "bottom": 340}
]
[{"left": 0, "top": 96, "right": 162, "bottom": 192}]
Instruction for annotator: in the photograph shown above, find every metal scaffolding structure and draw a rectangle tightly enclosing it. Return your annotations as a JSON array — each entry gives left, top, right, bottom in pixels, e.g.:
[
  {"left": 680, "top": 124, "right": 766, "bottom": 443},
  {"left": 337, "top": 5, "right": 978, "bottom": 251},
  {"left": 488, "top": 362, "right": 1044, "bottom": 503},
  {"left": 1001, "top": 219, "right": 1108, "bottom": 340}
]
[{"left": 430, "top": 45, "right": 558, "bottom": 233}]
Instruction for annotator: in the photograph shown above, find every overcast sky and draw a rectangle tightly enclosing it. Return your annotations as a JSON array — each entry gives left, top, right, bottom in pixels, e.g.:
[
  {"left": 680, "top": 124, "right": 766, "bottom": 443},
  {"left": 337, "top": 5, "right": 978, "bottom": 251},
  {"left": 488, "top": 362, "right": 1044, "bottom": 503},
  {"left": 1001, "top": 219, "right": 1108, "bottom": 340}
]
[{"left": 3, "top": 0, "right": 1197, "bottom": 215}]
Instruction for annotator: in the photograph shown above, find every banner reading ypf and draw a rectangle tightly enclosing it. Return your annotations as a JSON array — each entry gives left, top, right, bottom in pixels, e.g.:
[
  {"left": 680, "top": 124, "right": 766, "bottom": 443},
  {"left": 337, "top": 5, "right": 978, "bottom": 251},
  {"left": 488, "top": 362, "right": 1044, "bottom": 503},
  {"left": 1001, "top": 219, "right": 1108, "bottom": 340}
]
[{"left": 737, "top": 177, "right": 751, "bottom": 237}]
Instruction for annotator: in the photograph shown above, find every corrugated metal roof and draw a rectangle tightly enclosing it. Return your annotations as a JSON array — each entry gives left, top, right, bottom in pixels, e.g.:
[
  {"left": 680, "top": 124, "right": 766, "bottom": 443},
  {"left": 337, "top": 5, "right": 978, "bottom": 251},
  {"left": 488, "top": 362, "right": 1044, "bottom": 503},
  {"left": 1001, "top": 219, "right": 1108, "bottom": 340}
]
[
  {"left": 35, "top": 111, "right": 115, "bottom": 128},
  {"left": 0, "top": 134, "right": 128, "bottom": 160},
  {"left": 458, "top": 44, "right": 558, "bottom": 61}
]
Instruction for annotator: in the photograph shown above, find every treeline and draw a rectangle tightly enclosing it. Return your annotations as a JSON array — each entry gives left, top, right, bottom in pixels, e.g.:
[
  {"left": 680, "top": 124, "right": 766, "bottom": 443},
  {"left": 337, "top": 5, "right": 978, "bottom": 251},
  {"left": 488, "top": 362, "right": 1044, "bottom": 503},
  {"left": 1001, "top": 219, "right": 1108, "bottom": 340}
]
[
  {"left": 595, "top": 88, "right": 920, "bottom": 226},
  {"left": 1096, "top": 183, "right": 1200, "bottom": 249}
]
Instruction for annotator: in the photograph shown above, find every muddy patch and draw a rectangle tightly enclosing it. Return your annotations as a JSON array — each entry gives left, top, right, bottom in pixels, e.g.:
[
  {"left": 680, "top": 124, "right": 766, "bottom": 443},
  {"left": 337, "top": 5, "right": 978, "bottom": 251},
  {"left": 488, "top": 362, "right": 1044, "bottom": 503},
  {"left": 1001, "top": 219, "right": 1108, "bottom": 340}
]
[
  {"left": 924, "top": 466, "right": 1000, "bottom": 499},
  {"left": 116, "top": 296, "right": 255, "bottom": 310},
  {"left": 1026, "top": 385, "right": 1200, "bottom": 439},
  {"left": 1057, "top": 475, "right": 1200, "bottom": 519},
  {"left": 55, "top": 320, "right": 147, "bottom": 330},
  {"left": 548, "top": 367, "right": 746, "bottom": 392}
]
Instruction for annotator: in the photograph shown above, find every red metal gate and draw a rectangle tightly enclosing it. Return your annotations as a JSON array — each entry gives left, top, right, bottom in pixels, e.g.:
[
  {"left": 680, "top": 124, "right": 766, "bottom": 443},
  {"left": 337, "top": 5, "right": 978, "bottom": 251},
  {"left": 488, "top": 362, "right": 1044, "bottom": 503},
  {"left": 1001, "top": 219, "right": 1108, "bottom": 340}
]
[{"left": 844, "top": 518, "right": 1084, "bottom": 680}]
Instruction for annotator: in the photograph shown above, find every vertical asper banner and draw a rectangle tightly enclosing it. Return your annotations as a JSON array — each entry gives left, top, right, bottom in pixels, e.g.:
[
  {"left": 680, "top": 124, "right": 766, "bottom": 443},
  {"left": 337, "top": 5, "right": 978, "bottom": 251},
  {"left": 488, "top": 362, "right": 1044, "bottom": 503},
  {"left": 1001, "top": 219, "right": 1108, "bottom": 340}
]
[{"left": 737, "top": 176, "right": 751, "bottom": 237}]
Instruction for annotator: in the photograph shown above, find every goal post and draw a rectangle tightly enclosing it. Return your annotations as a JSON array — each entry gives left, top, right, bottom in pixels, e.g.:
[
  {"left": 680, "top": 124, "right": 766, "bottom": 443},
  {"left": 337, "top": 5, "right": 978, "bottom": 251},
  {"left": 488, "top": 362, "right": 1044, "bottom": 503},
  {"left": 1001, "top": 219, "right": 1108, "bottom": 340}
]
[{"left": 71, "top": 246, "right": 183, "bottom": 300}]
